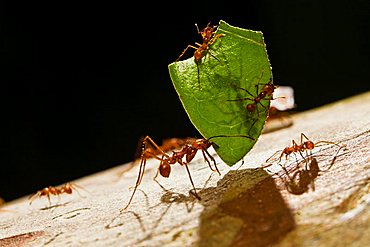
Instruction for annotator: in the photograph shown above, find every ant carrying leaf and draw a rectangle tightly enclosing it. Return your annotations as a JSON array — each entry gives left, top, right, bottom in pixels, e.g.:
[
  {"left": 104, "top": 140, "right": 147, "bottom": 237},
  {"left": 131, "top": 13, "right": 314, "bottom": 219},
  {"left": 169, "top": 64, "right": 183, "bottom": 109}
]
[
  {"left": 169, "top": 20, "right": 273, "bottom": 166},
  {"left": 122, "top": 134, "right": 253, "bottom": 211}
]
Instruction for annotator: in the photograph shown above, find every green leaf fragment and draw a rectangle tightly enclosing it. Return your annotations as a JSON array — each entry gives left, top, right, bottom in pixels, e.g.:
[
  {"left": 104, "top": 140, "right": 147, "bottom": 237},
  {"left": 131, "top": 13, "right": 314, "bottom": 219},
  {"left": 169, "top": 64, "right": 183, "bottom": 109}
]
[{"left": 168, "top": 20, "right": 273, "bottom": 166}]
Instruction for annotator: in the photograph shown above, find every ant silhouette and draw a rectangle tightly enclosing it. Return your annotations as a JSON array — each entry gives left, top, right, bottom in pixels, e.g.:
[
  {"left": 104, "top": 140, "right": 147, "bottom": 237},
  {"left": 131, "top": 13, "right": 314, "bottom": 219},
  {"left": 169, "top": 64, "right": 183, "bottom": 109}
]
[
  {"left": 176, "top": 23, "right": 225, "bottom": 87},
  {"left": 29, "top": 182, "right": 87, "bottom": 206},
  {"left": 278, "top": 157, "right": 320, "bottom": 195},
  {"left": 277, "top": 144, "right": 347, "bottom": 195},
  {"left": 121, "top": 134, "right": 253, "bottom": 211}
]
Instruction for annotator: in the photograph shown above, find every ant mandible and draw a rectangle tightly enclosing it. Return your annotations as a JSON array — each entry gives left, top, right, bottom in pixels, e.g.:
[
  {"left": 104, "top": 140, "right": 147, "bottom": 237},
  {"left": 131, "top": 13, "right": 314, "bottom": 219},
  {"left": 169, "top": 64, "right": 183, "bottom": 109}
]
[
  {"left": 29, "top": 182, "right": 86, "bottom": 206},
  {"left": 121, "top": 134, "right": 253, "bottom": 211},
  {"left": 176, "top": 23, "right": 225, "bottom": 87}
]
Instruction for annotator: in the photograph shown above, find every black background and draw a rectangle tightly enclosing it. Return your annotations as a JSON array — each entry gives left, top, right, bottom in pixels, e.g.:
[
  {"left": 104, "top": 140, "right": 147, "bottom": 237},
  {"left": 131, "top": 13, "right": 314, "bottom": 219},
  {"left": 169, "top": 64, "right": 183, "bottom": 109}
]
[{"left": 3, "top": 0, "right": 370, "bottom": 201}]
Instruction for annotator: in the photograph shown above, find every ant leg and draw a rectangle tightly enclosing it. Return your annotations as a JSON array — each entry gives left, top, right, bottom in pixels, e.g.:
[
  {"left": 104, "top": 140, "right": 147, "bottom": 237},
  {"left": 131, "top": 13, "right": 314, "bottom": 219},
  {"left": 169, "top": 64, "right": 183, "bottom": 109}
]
[
  {"left": 227, "top": 86, "right": 255, "bottom": 102},
  {"left": 196, "top": 63, "right": 201, "bottom": 89},
  {"left": 314, "top": 140, "right": 341, "bottom": 148},
  {"left": 176, "top": 44, "right": 198, "bottom": 62},
  {"left": 300, "top": 133, "right": 310, "bottom": 144},
  {"left": 201, "top": 149, "right": 221, "bottom": 175},
  {"left": 248, "top": 117, "right": 259, "bottom": 136},
  {"left": 121, "top": 154, "right": 148, "bottom": 211},
  {"left": 182, "top": 161, "right": 201, "bottom": 200},
  {"left": 28, "top": 192, "right": 40, "bottom": 205},
  {"left": 322, "top": 144, "right": 347, "bottom": 171},
  {"left": 47, "top": 194, "right": 52, "bottom": 207},
  {"left": 70, "top": 183, "right": 90, "bottom": 197},
  {"left": 265, "top": 150, "right": 282, "bottom": 164}
]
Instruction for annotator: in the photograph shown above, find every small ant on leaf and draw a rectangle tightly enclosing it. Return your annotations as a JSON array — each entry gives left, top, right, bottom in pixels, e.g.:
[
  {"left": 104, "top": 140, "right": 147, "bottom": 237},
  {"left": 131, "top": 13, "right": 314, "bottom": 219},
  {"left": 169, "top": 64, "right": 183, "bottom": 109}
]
[
  {"left": 29, "top": 182, "right": 87, "bottom": 206},
  {"left": 176, "top": 22, "right": 225, "bottom": 87},
  {"left": 228, "top": 70, "right": 277, "bottom": 134},
  {"left": 121, "top": 134, "right": 253, "bottom": 211},
  {"left": 229, "top": 70, "right": 276, "bottom": 115}
]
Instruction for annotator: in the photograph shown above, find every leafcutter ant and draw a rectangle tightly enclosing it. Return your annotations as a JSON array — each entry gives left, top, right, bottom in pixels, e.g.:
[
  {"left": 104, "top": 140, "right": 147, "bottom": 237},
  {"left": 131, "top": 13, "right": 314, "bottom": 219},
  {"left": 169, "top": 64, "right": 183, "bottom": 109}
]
[
  {"left": 228, "top": 70, "right": 277, "bottom": 134},
  {"left": 265, "top": 133, "right": 343, "bottom": 167},
  {"left": 176, "top": 23, "right": 225, "bottom": 87},
  {"left": 29, "top": 182, "right": 87, "bottom": 206},
  {"left": 121, "top": 134, "right": 253, "bottom": 211},
  {"left": 277, "top": 144, "right": 347, "bottom": 195}
]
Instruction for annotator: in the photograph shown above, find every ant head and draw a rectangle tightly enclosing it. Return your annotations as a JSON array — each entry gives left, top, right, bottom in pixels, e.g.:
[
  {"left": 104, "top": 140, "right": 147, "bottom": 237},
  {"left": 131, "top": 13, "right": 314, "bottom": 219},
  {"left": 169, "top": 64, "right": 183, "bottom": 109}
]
[
  {"left": 304, "top": 141, "right": 315, "bottom": 150},
  {"left": 246, "top": 103, "right": 256, "bottom": 112},
  {"left": 193, "top": 139, "right": 212, "bottom": 149},
  {"left": 159, "top": 161, "right": 171, "bottom": 178},
  {"left": 64, "top": 185, "right": 73, "bottom": 194},
  {"left": 263, "top": 83, "right": 275, "bottom": 96}
]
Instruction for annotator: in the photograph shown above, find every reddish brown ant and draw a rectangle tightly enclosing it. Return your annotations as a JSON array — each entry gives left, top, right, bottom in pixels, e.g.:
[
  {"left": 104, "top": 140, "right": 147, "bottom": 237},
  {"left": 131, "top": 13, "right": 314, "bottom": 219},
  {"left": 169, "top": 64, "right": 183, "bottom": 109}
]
[
  {"left": 265, "top": 133, "right": 343, "bottom": 166},
  {"left": 228, "top": 70, "right": 277, "bottom": 134},
  {"left": 176, "top": 23, "right": 225, "bottom": 86},
  {"left": 121, "top": 134, "right": 253, "bottom": 211},
  {"left": 29, "top": 182, "right": 87, "bottom": 206},
  {"left": 117, "top": 137, "right": 198, "bottom": 179},
  {"left": 277, "top": 144, "right": 346, "bottom": 195},
  {"left": 229, "top": 70, "right": 276, "bottom": 115}
]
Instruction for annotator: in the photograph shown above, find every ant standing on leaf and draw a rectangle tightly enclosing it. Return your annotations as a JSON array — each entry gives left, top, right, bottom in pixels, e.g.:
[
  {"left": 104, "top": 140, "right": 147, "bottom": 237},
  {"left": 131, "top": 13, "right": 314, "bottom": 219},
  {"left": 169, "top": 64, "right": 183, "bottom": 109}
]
[
  {"left": 228, "top": 70, "right": 277, "bottom": 134},
  {"left": 121, "top": 134, "right": 253, "bottom": 211},
  {"left": 29, "top": 182, "right": 87, "bottom": 206},
  {"left": 176, "top": 23, "right": 225, "bottom": 87}
]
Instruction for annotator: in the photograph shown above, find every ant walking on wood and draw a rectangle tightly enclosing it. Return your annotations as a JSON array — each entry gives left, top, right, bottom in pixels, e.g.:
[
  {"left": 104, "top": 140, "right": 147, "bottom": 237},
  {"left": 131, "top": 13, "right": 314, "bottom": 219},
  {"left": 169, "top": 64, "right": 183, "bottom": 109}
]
[
  {"left": 176, "top": 23, "right": 225, "bottom": 87},
  {"left": 265, "top": 133, "right": 343, "bottom": 167},
  {"left": 29, "top": 183, "right": 87, "bottom": 206},
  {"left": 121, "top": 134, "right": 253, "bottom": 211},
  {"left": 277, "top": 143, "right": 347, "bottom": 195}
]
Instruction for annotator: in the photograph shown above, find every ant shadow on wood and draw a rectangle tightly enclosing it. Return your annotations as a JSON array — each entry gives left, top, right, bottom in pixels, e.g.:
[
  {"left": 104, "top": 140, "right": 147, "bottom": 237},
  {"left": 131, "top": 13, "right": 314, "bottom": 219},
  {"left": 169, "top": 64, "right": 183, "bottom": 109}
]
[{"left": 196, "top": 168, "right": 296, "bottom": 247}]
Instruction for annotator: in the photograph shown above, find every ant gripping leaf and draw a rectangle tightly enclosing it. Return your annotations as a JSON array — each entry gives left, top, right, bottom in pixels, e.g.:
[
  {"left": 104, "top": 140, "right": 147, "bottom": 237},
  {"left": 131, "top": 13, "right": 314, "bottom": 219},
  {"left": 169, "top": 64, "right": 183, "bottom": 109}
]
[{"left": 168, "top": 20, "right": 273, "bottom": 166}]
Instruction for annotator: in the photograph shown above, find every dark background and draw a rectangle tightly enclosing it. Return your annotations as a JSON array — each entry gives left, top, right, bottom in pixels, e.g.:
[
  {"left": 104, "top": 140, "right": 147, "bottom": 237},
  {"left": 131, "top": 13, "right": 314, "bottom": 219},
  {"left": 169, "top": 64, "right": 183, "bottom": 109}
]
[{"left": 3, "top": 0, "right": 370, "bottom": 201}]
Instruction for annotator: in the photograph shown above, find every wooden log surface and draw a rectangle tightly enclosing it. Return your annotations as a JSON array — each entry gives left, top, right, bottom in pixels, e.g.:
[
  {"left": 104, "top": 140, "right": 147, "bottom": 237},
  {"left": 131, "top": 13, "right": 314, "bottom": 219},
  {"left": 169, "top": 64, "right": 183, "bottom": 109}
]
[{"left": 1, "top": 91, "right": 370, "bottom": 247}]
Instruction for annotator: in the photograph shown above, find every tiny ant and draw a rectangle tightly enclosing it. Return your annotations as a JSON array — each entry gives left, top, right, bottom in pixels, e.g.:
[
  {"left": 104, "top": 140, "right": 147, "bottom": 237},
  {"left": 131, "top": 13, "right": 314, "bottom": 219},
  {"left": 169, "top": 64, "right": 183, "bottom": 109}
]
[
  {"left": 176, "top": 23, "right": 225, "bottom": 86},
  {"left": 29, "top": 183, "right": 87, "bottom": 206},
  {"left": 265, "top": 133, "right": 343, "bottom": 166},
  {"left": 228, "top": 70, "right": 277, "bottom": 134},
  {"left": 121, "top": 134, "right": 253, "bottom": 211},
  {"left": 229, "top": 70, "right": 276, "bottom": 115},
  {"left": 278, "top": 144, "right": 346, "bottom": 195}
]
